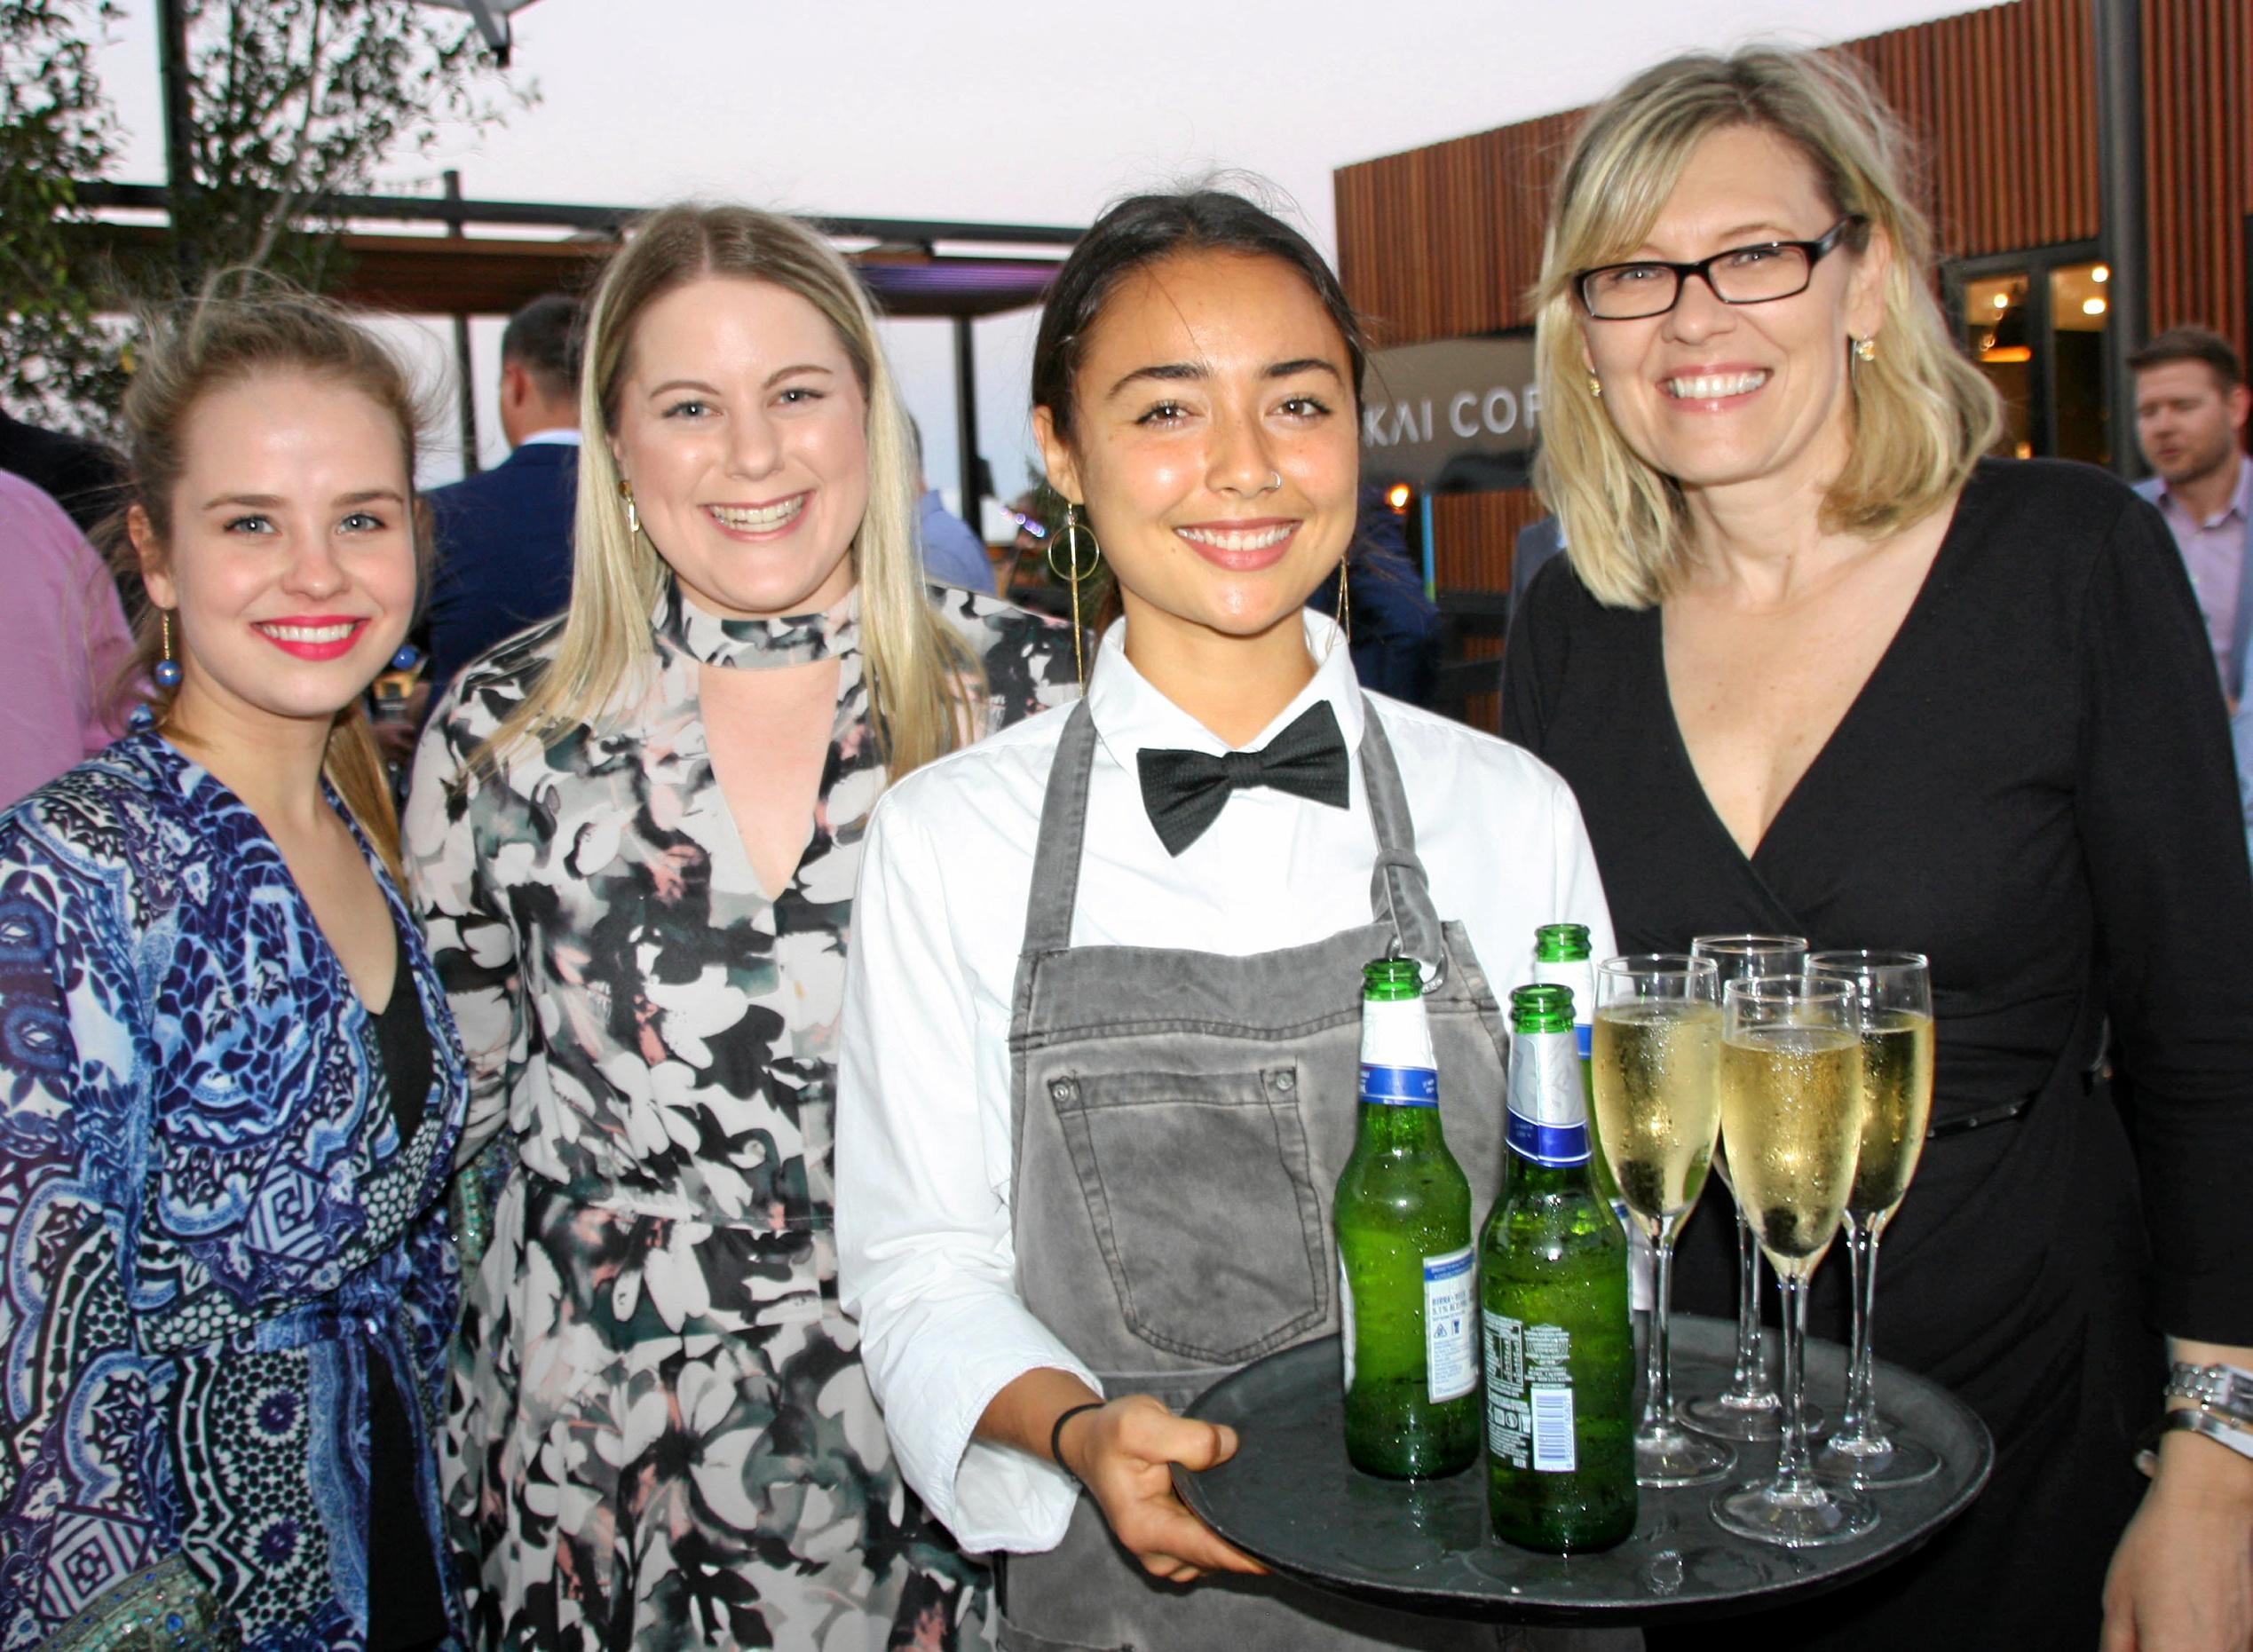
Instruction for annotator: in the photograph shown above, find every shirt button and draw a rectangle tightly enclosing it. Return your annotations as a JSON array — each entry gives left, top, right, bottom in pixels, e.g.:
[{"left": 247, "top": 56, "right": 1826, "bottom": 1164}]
[
  {"left": 1049, "top": 1078, "right": 1079, "bottom": 1103},
  {"left": 1272, "top": 1071, "right": 1297, "bottom": 1094}
]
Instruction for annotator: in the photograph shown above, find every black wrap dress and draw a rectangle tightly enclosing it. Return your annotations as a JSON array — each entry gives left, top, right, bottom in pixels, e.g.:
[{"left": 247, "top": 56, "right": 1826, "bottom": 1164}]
[{"left": 1503, "top": 457, "right": 2253, "bottom": 1646}]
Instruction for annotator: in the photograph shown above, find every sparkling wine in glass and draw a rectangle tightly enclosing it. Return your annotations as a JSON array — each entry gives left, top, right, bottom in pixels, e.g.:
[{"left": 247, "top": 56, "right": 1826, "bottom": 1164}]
[
  {"left": 1810, "top": 951, "right": 1941, "bottom": 1488},
  {"left": 1684, "top": 935, "right": 1812, "bottom": 1443},
  {"left": 1711, "top": 974, "right": 1876, "bottom": 1547},
  {"left": 1592, "top": 955, "right": 1733, "bottom": 1489}
]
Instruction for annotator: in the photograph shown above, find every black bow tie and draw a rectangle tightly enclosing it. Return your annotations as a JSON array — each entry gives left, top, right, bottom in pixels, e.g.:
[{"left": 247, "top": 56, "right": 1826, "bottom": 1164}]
[{"left": 1135, "top": 700, "right": 1352, "bottom": 857}]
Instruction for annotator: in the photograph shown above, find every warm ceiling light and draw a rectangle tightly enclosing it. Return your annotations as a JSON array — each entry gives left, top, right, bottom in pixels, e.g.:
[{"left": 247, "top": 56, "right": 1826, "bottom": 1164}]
[
  {"left": 2092, "top": 265, "right": 2110, "bottom": 283},
  {"left": 1992, "top": 293, "right": 2010, "bottom": 309},
  {"left": 1387, "top": 483, "right": 1411, "bottom": 512},
  {"left": 2083, "top": 297, "right": 2107, "bottom": 316}
]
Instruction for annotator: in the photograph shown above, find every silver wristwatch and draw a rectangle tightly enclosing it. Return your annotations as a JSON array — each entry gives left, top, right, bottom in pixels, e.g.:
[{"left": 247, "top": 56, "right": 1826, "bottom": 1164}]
[{"left": 2164, "top": 1361, "right": 2253, "bottom": 1426}]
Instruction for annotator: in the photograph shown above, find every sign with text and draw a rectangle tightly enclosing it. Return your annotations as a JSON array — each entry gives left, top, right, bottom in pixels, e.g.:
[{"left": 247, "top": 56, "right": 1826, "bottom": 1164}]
[{"left": 1360, "top": 333, "right": 1541, "bottom": 491}]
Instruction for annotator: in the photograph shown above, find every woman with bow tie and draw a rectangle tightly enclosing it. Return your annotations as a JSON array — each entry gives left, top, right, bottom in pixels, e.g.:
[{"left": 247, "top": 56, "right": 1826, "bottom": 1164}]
[{"left": 836, "top": 189, "right": 1622, "bottom": 1651}]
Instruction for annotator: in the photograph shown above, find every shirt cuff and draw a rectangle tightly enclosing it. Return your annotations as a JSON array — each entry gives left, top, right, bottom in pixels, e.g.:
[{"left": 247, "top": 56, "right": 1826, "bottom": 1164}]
[{"left": 871, "top": 1300, "right": 1103, "bottom": 1554}]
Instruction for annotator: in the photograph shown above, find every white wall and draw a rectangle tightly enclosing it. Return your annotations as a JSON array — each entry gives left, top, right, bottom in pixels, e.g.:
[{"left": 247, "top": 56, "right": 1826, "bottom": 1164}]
[{"left": 94, "top": 0, "right": 2004, "bottom": 494}]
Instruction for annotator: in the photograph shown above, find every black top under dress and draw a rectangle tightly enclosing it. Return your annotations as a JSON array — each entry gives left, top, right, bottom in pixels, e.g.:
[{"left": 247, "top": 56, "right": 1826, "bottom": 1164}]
[
  {"left": 1503, "top": 458, "right": 2253, "bottom": 1648},
  {"left": 362, "top": 923, "right": 449, "bottom": 1652}
]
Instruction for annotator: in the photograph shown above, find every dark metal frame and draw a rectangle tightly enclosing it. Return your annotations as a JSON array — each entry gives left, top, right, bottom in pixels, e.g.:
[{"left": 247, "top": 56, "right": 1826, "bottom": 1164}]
[
  {"left": 1941, "top": 238, "right": 2105, "bottom": 461},
  {"left": 2093, "top": 0, "right": 2147, "bottom": 479},
  {"left": 70, "top": 181, "right": 1082, "bottom": 253},
  {"left": 72, "top": 181, "right": 1079, "bottom": 513}
]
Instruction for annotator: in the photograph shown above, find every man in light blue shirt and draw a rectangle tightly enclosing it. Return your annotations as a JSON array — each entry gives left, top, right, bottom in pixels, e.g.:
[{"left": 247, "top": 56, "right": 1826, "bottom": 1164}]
[{"left": 908, "top": 417, "right": 995, "bottom": 592}]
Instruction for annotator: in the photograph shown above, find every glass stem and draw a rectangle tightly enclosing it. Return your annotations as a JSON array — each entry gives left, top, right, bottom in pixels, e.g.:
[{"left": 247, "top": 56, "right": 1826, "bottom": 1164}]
[
  {"left": 1731, "top": 1207, "right": 1766, "bottom": 1393},
  {"left": 1645, "top": 1230, "right": 1676, "bottom": 1431},
  {"left": 1775, "top": 1267, "right": 1813, "bottom": 1496},
  {"left": 1840, "top": 1214, "right": 1885, "bottom": 1443}
]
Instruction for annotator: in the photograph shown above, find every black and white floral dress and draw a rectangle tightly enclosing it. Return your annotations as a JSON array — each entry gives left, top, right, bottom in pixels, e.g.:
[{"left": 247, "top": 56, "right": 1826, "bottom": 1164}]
[{"left": 405, "top": 582, "right": 1076, "bottom": 1651}]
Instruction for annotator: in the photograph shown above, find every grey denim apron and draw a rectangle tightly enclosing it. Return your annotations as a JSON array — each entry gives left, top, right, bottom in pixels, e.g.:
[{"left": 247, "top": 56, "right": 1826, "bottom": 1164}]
[{"left": 999, "top": 698, "right": 1632, "bottom": 1652}]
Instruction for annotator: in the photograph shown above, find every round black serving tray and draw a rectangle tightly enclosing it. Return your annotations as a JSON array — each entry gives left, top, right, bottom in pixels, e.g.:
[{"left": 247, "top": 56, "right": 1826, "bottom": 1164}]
[{"left": 1174, "top": 1314, "right": 1991, "bottom": 1624}]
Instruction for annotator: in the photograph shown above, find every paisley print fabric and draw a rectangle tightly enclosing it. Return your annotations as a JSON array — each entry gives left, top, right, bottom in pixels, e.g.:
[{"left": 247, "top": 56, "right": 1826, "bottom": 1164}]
[
  {"left": 0, "top": 734, "right": 470, "bottom": 1650},
  {"left": 407, "top": 582, "right": 1076, "bottom": 1651}
]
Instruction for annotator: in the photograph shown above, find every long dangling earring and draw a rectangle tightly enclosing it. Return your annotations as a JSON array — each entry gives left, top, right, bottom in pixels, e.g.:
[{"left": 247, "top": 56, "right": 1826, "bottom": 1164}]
[
  {"left": 1334, "top": 557, "right": 1352, "bottom": 643},
  {"left": 154, "top": 609, "right": 183, "bottom": 688},
  {"left": 618, "top": 478, "right": 640, "bottom": 538},
  {"left": 1047, "top": 503, "right": 1102, "bottom": 688}
]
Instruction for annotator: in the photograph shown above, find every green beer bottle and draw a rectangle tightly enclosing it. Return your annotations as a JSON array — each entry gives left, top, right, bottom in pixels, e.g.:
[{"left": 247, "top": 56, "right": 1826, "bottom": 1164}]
[
  {"left": 1335, "top": 957, "right": 1479, "bottom": 1479},
  {"left": 1531, "top": 924, "right": 1625, "bottom": 1220},
  {"left": 1481, "top": 984, "right": 1636, "bottom": 1552}
]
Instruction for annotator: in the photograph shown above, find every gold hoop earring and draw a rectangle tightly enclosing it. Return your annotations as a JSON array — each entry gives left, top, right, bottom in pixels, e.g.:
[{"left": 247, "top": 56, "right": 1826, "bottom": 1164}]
[
  {"left": 618, "top": 478, "right": 639, "bottom": 538},
  {"left": 154, "top": 609, "right": 182, "bottom": 688},
  {"left": 1853, "top": 335, "right": 1878, "bottom": 363},
  {"left": 1046, "top": 503, "right": 1102, "bottom": 687}
]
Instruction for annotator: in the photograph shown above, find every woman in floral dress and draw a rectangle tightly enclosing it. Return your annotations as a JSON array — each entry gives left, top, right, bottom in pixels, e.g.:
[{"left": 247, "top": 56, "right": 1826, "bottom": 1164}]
[{"left": 406, "top": 204, "right": 1077, "bottom": 1650}]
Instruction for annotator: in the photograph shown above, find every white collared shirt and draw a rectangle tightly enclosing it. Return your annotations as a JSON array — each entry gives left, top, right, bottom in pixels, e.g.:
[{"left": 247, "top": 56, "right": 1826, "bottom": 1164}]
[{"left": 835, "top": 612, "right": 1614, "bottom": 1553}]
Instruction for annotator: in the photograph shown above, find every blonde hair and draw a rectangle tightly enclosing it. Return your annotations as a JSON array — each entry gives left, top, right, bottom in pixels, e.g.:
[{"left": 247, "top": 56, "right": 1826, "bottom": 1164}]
[
  {"left": 1532, "top": 46, "right": 2001, "bottom": 608},
  {"left": 475, "top": 202, "right": 981, "bottom": 777},
  {"left": 108, "top": 275, "right": 432, "bottom": 882}
]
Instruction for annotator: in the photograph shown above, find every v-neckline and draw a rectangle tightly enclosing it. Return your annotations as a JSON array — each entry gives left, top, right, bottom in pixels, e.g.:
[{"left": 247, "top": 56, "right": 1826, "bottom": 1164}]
[
  {"left": 700, "top": 657, "right": 845, "bottom": 906},
  {"left": 1650, "top": 473, "right": 1984, "bottom": 872},
  {"left": 152, "top": 733, "right": 410, "bottom": 1018}
]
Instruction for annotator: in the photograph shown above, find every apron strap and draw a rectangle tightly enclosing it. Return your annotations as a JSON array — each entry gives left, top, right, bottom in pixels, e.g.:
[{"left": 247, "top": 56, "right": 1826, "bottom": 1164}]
[
  {"left": 1018, "top": 700, "right": 1101, "bottom": 958},
  {"left": 1012, "top": 693, "right": 1450, "bottom": 969},
  {"left": 1357, "top": 707, "right": 1449, "bottom": 983}
]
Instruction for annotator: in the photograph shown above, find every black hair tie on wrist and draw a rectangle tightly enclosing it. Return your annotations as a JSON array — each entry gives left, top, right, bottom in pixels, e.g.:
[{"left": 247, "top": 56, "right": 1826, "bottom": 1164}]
[{"left": 1049, "top": 1401, "right": 1107, "bottom": 1488}]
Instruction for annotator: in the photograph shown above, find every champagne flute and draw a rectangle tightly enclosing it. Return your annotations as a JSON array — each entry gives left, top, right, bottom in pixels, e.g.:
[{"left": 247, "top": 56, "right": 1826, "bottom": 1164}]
[
  {"left": 1683, "top": 934, "right": 1814, "bottom": 1443},
  {"left": 1592, "top": 954, "right": 1733, "bottom": 1488},
  {"left": 1711, "top": 975, "right": 1876, "bottom": 1546},
  {"left": 1809, "top": 951, "right": 1941, "bottom": 1488}
]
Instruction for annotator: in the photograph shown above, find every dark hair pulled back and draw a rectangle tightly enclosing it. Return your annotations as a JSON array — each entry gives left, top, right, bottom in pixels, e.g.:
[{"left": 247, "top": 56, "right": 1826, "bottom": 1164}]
[{"left": 1031, "top": 187, "right": 1367, "bottom": 451}]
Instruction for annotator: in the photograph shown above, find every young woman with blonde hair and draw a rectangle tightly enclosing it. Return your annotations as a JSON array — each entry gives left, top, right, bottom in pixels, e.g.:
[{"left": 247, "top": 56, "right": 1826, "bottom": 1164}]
[
  {"left": 407, "top": 202, "right": 1075, "bottom": 1649},
  {"left": 1505, "top": 45, "right": 2253, "bottom": 1647},
  {"left": 0, "top": 281, "right": 468, "bottom": 1648}
]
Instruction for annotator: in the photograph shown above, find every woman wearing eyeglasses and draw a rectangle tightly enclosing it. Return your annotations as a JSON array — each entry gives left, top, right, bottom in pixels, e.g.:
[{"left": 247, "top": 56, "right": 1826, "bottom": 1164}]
[{"left": 1504, "top": 48, "right": 2253, "bottom": 1649}]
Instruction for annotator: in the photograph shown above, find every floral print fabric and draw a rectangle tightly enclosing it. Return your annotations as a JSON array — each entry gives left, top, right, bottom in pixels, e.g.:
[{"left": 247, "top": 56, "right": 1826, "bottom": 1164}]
[
  {"left": 407, "top": 582, "right": 1076, "bottom": 1651},
  {"left": 0, "top": 733, "right": 469, "bottom": 1649}
]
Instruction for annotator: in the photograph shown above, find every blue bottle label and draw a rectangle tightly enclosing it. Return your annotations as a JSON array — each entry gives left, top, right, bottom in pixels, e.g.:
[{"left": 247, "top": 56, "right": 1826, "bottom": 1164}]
[
  {"left": 1506, "top": 1028, "right": 1591, "bottom": 1166},
  {"left": 1359, "top": 1063, "right": 1439, "bottom": 1108}
]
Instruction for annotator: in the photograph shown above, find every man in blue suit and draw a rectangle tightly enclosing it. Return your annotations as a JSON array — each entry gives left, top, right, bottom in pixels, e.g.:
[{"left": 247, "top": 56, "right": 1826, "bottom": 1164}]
[{"left": 421, "top": 293, "right": 585, "bottom": 721}]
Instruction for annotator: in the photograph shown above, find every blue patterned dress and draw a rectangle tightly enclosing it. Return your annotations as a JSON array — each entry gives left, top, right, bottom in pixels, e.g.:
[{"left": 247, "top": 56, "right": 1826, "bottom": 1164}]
[{"left": 0, "top": 733, "right": 470, "bottom": 1649}]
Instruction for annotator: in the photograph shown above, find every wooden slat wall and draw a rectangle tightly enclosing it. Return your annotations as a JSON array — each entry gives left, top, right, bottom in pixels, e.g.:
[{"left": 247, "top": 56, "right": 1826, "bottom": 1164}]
[
  {"left": 1338, "top": 0, "right": 2238, "bottom": 599},
  {"left": 2146, "top": 0, "right": 2252, "bottom": 350}
]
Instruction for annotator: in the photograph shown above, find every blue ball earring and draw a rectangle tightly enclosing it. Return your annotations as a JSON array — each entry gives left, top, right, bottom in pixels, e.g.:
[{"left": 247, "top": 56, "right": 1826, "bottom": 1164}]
[
  {"left": 391, "top": 643, "right": 422, "bottom": 671},
  {"left": 153, "top": 611, "right": 183, "bottom": 689}
]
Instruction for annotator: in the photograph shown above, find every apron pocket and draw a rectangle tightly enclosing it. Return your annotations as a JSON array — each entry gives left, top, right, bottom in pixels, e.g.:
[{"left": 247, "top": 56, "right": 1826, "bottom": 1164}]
[{"left": 1048, "top": 1065, "right": 1326, "bottom": 1364}]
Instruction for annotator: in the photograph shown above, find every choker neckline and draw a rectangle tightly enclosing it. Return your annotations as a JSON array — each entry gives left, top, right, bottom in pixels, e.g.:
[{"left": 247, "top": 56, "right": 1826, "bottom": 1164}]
[{"left": 656, "top": 581, "right": 860, "bottom": 670}]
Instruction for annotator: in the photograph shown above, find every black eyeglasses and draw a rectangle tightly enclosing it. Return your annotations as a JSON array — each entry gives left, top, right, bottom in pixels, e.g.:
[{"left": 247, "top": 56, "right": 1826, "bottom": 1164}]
[{"left": 1575, "top": 217, "right": 1867, "bottom": 320}]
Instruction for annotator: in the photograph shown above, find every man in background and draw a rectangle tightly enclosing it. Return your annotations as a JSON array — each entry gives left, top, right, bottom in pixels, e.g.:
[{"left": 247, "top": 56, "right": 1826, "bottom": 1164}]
[
  {"left": 907, "top": 416, "right": 995, "bottom": 592},
  {"left": 422, "top": 292, "right": 584, "bottom": 720},
  {"left": 2131, "top": 327, "right": 2251, "bottom": 700}
]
